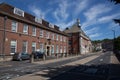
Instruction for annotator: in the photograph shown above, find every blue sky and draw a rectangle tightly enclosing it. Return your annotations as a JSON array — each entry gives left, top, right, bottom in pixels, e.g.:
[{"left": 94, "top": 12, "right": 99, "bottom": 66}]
[{"left": 0, "top": 0, "right": 120, "bottom": 40}]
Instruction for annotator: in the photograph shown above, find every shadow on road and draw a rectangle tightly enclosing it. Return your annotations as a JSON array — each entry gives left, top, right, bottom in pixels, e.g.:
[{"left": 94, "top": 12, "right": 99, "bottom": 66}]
[{"left": 32, "top": 63, "right": 120, "bottom": 80}]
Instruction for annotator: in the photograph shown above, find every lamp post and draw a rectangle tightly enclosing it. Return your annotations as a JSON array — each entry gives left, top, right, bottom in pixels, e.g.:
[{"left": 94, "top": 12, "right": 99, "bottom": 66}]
[
  {"left": 2, "top": 16, "right": 7, "bottom": 60},
  {"left": 112, "top": 30, "right": 116, "bottom": 52}
]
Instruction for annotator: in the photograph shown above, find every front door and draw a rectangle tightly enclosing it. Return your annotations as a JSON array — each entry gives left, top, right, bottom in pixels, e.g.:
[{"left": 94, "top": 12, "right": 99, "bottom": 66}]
[{"left": 47, "top": 46, "right": 50, "bottom": 56}]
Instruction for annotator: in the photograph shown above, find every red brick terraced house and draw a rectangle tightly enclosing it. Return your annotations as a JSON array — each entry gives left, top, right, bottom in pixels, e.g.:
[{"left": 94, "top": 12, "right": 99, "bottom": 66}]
[
  {"left": 0, "top": 3, "right": 68, "bottom": 57},
  {"left": 64, "top": 19, "right": 92, "bottom": 55}
]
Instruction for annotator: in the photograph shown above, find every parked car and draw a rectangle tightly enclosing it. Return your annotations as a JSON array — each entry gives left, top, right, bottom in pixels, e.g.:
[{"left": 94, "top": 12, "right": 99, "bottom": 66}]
[
  {"left": 32, "top": 51, "right": 45, "bottom": 59},
  {"left": 102, "top": 49, "right": 106, "bottom": 52},
  {"left": 12, "top": 52, "right": 30, "bottom": 61}
]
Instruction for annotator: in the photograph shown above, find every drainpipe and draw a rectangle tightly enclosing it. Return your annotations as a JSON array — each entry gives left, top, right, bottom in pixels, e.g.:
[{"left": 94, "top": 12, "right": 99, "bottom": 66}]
[{"left": 2, "top": 16, "right": 7, "bottom": 60}]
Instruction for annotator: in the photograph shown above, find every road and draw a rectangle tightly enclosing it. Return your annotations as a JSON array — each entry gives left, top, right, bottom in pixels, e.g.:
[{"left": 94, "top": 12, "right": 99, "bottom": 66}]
[
  {"left": 0, "top": 51, "right": 120, "bottom": 80},
  {"left": 50, "top": 51, "right": 120, "bottom": 80},
  {"left": 0, "top": 53, "right": 97, "bottom": 80}
]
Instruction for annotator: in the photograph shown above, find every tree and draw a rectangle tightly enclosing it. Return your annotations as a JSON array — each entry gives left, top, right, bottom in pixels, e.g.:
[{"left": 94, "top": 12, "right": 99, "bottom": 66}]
[
  {"left": 113, "top": 19, "right": 120, "bottom": 25},
  {"left": 114, "top": 36, "right": 120, "bottom": 50},
  {"left": 109, "top": 0, "right": 120, "bottom": 25},
  {"left": 110, "top": 0, "right": 120, "bottom": 4}
]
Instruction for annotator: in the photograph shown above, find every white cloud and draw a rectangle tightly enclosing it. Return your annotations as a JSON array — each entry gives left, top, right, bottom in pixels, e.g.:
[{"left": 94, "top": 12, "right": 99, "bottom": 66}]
[
  {"left": 84, "top": 4, "right": 112, "bottom": 21},
  {"left": 82, "top": 12, "right": 120, "bottom": 30},
  {"left": 74, "top": 0, "right": 88, "bottom": 16},
  {"left": 98, "top": 13, "right": 120, "bottom": 23},
  {"left": 85, "top": 27, "right": 99, "bottom": 35},
  {"left": 56, "top": 19, "right": 75, "bottom": 30},
  {"left": 108, "top": 22, "right": 120, "bottom": 32},
  {"left": 89, "top": 33, "right": 101, "bottom": 38},
  {"left": 29, "top": 5, "right": 46, "bottom": 19},
  {"left": 82, "top": 4, "right": 112, "bottom": 29},
  {"left": 53, "top": 0, "right": 69, "bottom": 22}
]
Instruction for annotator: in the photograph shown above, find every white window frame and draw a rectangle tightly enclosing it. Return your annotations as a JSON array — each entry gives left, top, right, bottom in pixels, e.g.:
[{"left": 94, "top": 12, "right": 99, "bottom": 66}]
[
  {"left": 32, "top": 42, "right": 36, "bottom": 51},
  {"left": 46, "top": 31, "right": 49, "bottom": 39},
  {"left": 56, "top": 45, "right": 59, "bottom": 53},
  {"left": 32, "top": 26, "right": 36, "bottom": 36},
  {"left": 35, "top": 17, "right": 42, "bottom": 24},
  {"left": 40, "top": 29, "right": 43, "bottom": 37},
  {"left": 23, "top": 24, "right": 28, "bottom": 34},
  {"left": 12, "top": 21, "right": 18, "bottom": 32},
  {"left": 60, "top": 36, "right": 62, "bottom": 41},
  {"left": 14, "top": 7, "right": 24, "bottom": 17},
  {"left": 52, "top": 33, "right": 54, "bottom": 40},
  {"left": 40, "top": 43, "right": 44, "bottom": 52},
  {"left": 64, "top": 37, "right": 66, "bottom": 42},
  {"left": 60, "top": 46, "right": 62, "bottom": 53},
  {"left": 49, "top": 23, "right": 54, "bottom": 28},
  {"left": 10, "top": 40, "right": 17, "bottom": 53},
  {"left": 51, "top": 45, "right": 54, "bottom": 54},
  {"left": 56, "top": 34, "right": 59, "bottom": 41},
  {"left": 22, "top": 41, "right": 28, "bottom": 53},
  {"left": 64, "top": 46, "right": 66, "bottom": 53}
]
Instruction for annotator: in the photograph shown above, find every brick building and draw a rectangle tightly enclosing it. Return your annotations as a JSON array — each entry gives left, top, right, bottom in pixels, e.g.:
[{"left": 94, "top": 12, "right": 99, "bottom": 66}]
[
  {"left": 0, "top": 3, "right": 68, "bottom": 56},
  {"left": 64, "top": 19, "right": 92, "bottom": 55}
]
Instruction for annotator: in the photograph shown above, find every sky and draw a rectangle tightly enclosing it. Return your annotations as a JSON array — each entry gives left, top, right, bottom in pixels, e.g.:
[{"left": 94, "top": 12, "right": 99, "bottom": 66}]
[{"left": 0, "top": 0, "right": 120, "bottom": 40}]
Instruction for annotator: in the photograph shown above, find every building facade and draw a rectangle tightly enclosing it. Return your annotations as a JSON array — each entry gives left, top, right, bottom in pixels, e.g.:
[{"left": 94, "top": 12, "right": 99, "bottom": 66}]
[
  {"left": 64, "top": 19, "right": 92, "bottom": 55},
  {"left": 0, "top": 3, "right": 68, "bottom": 56}
]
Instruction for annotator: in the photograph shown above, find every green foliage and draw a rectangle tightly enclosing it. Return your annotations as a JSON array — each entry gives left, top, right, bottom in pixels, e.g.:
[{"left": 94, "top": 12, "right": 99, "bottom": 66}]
[
  {"left": 110, "top": 0, "right": 120, "bottom": 4},
  {"left": 114, "top": 36, "right": 120, "bottom": 50}
]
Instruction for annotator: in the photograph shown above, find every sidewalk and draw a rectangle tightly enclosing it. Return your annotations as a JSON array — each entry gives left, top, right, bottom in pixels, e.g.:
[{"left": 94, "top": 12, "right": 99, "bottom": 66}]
[
  {"left": 11, "top": 53, "right": 101, "bottom": 80},
  {"left": 110, "top": 52, "right": 120, "bottom": 64}
]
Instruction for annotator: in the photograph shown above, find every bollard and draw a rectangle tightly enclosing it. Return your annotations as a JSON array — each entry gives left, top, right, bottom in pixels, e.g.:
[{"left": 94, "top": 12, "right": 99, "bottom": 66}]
[
  {"left": 30, "top": 52, "right": 34, "bottom": 63},
  {"left": 56, "top": 53, "right": 58, "bottom": 59},
  {"left": 43, "top": 54, "right": 46, "bottom": 61},
  {"left": 62, "top": 53, "right": 64, "bottom": 58}
]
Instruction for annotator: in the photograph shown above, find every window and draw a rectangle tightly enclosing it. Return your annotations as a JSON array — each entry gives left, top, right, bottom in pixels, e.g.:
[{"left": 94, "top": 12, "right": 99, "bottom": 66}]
[
  {"left": 40, "top": 43, "right": 44, "bottom": 52},
  {"left": 60, "top": 46, "right": 62, "bottom": 53},
  {"left": 52, "top": 33, "right": 54, "bottom": 40},
  {"left": 51, "top": 45, "right": 54, "bottom": 54},
  {"left": 64, "top": 37, "right": 66, "bottom": 42},
  {"left": 23, "top": 24, "right": 28, "bottom": 34},
  {"left": 35, "top": 17, "right": 42, "bottom": 24},
  {"left": 56, "top": 45, "right": 59, "bottom": 53},
  {"left": 40, "top": 29, "right": 43, "bottom": 37},
  {"left": 46, "top": 31, "right": 49, "bottom": 39},
  {"left": 49, "top": 23, "right": 54, "bottom": 28},
  {"left": 10, "top": 40, "right": 17, "bottom": 53},
  {"left": 22, "top": 41, "right": 27, "bottom": 52},
  {"left": 64, "top": 46, "right": 66, "bottom": 53},
  {"left": 60, "top": 36, "right": 62, "bottom": 41},
  {"left": 32, "top": 26, "right": 36, "bottom": 36},
  {"left": 56, "top": 34, "right": 59, "bottom": 41},
  {"left": 32, "top": 42, "right": 36, "bottom": 51},
  {"left": 12, "top": 21, "right": 18, "bottom": 32},
  {"left": 14, "top": 7, "right": 24, "bottom": 17}
]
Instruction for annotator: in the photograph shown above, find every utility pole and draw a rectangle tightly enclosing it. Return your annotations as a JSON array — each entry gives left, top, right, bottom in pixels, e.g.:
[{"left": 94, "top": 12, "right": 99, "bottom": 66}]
[{"left": 112, "top": 30, "right": 116, "bottom": 53}]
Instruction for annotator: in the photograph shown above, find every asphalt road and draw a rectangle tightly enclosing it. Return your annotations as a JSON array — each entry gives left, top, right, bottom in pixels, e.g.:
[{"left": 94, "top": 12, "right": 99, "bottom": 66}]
[
  {"left": 0, "top": 53, "right": 98, "bottom": 80},
  {"left": 50, "top": 51, "right": 120, "bottom": 80}
]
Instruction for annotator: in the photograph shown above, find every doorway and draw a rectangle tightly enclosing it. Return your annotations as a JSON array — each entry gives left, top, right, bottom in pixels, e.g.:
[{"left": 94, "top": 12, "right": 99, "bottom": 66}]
[{"left": 47, "top": 46, "right": 50, "bottom": 56}]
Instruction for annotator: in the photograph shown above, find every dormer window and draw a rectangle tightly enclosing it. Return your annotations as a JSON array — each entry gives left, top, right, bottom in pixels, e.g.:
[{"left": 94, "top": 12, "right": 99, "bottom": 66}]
[
  {"left": 35, "top": 17, "right": 42, "bottom": 24},
  {"left": 14, "top": 7, "right": 24, "bottom": 17},
  {"left": 49, "top": 23, "right": 54, "bottom": 28}
]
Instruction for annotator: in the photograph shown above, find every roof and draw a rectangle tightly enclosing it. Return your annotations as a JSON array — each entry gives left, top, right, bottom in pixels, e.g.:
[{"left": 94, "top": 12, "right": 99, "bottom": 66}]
[
  {"left": 0, "top": 3, "right": 68, "bottom": 36},
  {"left": 64, "top": 20, "right": 91, "bottom": 41}
]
